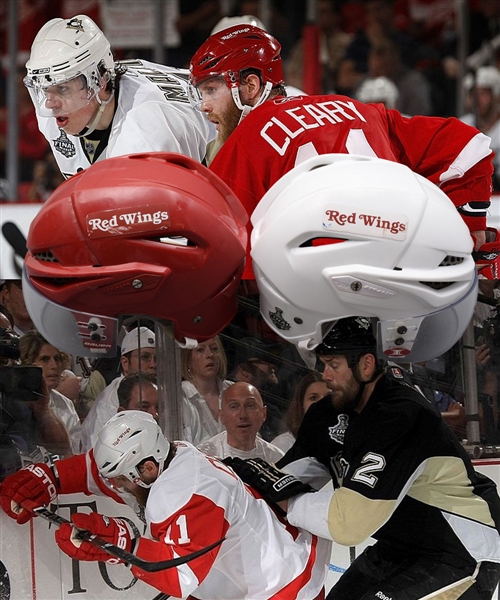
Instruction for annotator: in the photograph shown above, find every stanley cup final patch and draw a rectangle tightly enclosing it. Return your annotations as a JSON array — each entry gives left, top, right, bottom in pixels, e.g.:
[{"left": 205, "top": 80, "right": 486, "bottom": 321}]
[
  {"left": 328, "top": 414, "right": 349, "bottom": 445},
  {"left": 268, "top": 307, "right": 291, "bottom": 331},
  {"left": 53, "top": 129, "right": 76, "bottom": 158}
]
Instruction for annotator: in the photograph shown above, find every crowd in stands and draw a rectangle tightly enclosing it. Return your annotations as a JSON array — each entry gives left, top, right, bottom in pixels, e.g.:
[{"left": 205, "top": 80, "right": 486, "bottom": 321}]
[
  {"left": 1, "top": 275, "right": 500, "bottom": 484},
  {"left": 1, "top": 0, "right": 500, "bottom": 470},
  {"left": 2, "top": 0, "right": 500, "bottom": 199},
  {"left": 1, "top": 6, "right": 500, "bottom": 597}
]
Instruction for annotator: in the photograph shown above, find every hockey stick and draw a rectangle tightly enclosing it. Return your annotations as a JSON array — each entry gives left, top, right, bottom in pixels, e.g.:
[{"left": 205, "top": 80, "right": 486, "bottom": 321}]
[
  {"left": 2, "top": 221, "right": 28, "bottom": 259},
  {"left": 152, "top": 593, "right": 170, "bottom": 600},
  {"left": 33, "top": 507, "right": 224, "bottom": 573}
]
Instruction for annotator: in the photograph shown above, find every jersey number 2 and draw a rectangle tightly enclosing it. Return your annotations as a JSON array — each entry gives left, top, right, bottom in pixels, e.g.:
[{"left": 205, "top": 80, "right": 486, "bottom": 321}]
[{"left": 352, "top": 452, "right": 386, "bottom": 488}]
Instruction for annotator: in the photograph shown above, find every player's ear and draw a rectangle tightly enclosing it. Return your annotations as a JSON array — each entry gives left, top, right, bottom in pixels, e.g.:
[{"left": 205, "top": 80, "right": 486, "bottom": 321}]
[
  {"left": 141, "top": 459, "right": 158, "bottom": 478},
  {"left": 241, "top": 73, "right": 263, "bottom": 102},
  {"left": 359, "top": 353, "right": 377, "bottom": 380}
]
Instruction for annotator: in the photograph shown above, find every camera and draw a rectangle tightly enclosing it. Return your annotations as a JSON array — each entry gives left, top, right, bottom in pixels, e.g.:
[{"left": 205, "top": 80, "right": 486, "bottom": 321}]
[
  {"left": 0, "top": 366, "right": 44, "bottom": 401},
  {"left": 0, "top": 326, "right": 20, "bottom": 362},
  {"left": 0, "top": 328, "right": 44, "bottom": 400}
]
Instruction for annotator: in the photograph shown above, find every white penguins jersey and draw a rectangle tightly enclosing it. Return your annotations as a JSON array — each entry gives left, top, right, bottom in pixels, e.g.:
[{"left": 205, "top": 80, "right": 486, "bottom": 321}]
[{"left": 35, "top": 59, "right": 214, "bottom": 178}]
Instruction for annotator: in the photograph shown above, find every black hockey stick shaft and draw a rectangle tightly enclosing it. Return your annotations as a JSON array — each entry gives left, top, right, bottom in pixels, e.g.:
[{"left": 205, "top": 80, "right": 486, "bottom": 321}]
[
  {"left": 33, "top": 507, "right": 224, "bottom": 573},
  {"left": 2, "top": 222, "right": 28, "bottom": 258}
]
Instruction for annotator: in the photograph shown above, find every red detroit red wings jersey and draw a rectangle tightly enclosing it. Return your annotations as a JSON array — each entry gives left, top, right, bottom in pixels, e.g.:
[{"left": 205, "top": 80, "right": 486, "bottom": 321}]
[
  {"left": 209, "top": 94, "right": 493, "bottom": 279},
  {"left": 54, "top": 443, "right": 330, "bottom": 599}
]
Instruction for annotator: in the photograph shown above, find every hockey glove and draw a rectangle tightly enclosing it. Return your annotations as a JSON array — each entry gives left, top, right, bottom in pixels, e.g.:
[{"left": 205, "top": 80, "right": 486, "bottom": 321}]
[
  {"left": 223, "top": 457, "right": 314, "bottom": 503},
  {"left": 473, "top": 227, "right": 500, "bottom": 279},
  {"left": 0, "top": 463, "right": 58, "bottom": 524},
  {"left": 55, "top": 512, "right": 137, "bottom": 564}
]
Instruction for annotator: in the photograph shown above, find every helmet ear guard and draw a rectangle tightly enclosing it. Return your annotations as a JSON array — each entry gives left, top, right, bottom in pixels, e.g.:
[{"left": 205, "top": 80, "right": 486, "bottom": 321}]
[{"left": 251, "top": 154, "right": 477, "bottom": 363}]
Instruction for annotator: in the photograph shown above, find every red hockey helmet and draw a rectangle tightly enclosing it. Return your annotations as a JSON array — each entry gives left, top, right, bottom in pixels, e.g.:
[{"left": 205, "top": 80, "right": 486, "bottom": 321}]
[
  {"left": 23, "top": 153, "right": 248, "bottom": 357},
  {"left": 189, "top": 24, "right": 284, "bottom": 91}
]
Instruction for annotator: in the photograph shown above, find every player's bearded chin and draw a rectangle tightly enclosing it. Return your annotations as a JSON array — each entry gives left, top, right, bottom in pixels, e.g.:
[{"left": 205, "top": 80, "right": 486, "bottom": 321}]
[
  {"left": 329, "top": 377, "right": 362, "bottom": 412},
  {"left": 219, "top": 102, "right": 243, "bottom": 143}
]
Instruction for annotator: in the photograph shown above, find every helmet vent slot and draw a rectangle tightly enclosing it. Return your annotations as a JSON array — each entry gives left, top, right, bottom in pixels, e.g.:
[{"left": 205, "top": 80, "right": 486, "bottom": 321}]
[
  {"left": 299, "top": 238, "right": 345, "bottom": 248},
  {"left": 52, "top": 61, "right": 71, "bottom": 72},
  {"left": 75, "top": 50, "right": 91, "bottom": 60},
  {"left": 420, "top": 281, "right": 454, "bottom": 290},
  {"left": 34, "top": 251, "right": 58, "bottom": 263},
  {"left": 439, "top": 255, "right": 464, "bottom": 267}
]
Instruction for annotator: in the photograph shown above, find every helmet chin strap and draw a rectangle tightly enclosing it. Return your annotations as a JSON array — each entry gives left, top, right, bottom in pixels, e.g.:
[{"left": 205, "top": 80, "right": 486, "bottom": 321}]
[
  {"left": 231, "top": 81, "right": 273, "bottom": 125},
  {"left": 74, "top": 89, "right": 115, "bottom": 138}
]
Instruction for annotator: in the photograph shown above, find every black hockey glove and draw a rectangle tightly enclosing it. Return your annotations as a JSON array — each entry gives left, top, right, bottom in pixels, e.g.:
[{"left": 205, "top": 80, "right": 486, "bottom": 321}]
[{"left": 223, "top": 457, "right": 314, "bottom": 503}]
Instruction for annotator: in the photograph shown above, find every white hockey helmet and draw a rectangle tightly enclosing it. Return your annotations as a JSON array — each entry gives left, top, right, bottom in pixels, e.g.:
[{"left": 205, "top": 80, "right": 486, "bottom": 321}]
[
  {"left": 356, "top": 76, "right": 399, "bottom": 109},
  {"left": 250, "top": 154, "right": 477, "bottom": 363},
  {"left": 211, "top": 14, "right": 266, "bottom": 35},
  {"left": 475, "top": 66, "right": 500, "bottom": 97},
  {"left": 24, "top": 15, "right": 114, "bottom": 117},
  {"left": 463, "top": 72, "right": 475, "bottom": 93},
  {"left": 94, "top": 411, "right": 170, "bottom": 488}
]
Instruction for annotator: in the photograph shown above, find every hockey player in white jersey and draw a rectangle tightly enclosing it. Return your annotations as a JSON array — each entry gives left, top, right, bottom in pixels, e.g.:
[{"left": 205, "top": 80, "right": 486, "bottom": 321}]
[
  {"left": 0, "top": 410, "right": 331, "bottom": 599},
  {"left": 24, "top": 14, "right": 213, "bottom": 179}
]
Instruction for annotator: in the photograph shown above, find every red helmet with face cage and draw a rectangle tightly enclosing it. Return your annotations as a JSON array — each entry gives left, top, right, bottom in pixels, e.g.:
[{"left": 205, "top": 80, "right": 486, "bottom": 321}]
[
  {"left": 23, "top": 153, "right": 248, "bottom": 355},
  {"left": 189, "top": 24, "right": 284, "bottom": 90}
]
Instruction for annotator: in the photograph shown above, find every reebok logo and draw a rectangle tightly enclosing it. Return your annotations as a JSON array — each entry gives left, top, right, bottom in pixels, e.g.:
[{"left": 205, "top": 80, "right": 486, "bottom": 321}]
[
  {"left": 87, "top": 205, "right": 170, "bottom": 238},
  {"left": 273, "top": 475, "right": 296, "bottom": 491},
  {"left": 322, "top": 204, "right": 408, "bottom": 240},
  {"left": 375, "top": 591, "right": 392, "bottom": 600}
]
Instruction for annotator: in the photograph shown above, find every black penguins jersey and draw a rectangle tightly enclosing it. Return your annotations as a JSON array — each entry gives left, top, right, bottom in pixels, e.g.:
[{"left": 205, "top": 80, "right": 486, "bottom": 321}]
[{"left": 279, "top": 366, "right": 500, "bottom": 571}]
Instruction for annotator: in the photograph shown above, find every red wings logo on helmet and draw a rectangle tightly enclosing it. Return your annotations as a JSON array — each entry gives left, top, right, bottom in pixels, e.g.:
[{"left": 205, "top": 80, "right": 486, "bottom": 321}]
[
  {"left": 323, "top": 205, "right": 408, "bottom": 239},
  {"left": 112, "top": 427, "right": 131, "bottom": 447},
  {"left": 220, "top": 27, "right": 251, "bottom": 40},
  {"left": 87, "top": 206, "right": 170, "bottom": 238}
]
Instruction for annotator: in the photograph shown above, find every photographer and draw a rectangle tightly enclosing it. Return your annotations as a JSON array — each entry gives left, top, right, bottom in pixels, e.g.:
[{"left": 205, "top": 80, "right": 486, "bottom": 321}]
[{"left": 0, "top": 325, "right": 71, "bottom": 480}]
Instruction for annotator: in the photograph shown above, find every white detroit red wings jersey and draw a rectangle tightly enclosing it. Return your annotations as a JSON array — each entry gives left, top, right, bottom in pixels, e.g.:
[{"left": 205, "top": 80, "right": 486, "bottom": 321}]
[
  {"left": 209, "top": 94, "right": 493, "bottom": 279},
  {"left": 55, "top": 442, "right": 331, "bottom": 600},
  {"left": 36, "top": 60, "right": 213, "bottom": 178}
]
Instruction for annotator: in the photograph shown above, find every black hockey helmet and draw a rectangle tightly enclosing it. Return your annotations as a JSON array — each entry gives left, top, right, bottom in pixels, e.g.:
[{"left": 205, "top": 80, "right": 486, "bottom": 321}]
[{"left": 315, "top": 317, "right": 377, "bottom": 368}]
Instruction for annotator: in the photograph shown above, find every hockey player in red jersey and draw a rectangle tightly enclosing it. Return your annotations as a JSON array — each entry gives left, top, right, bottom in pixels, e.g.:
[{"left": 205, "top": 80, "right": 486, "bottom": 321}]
[
  {"left": 189, "top": 25, "right": 500, "bottom": 279},
  {"left": 0, "top": 411, "right": 331, "bottom": 600}
]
